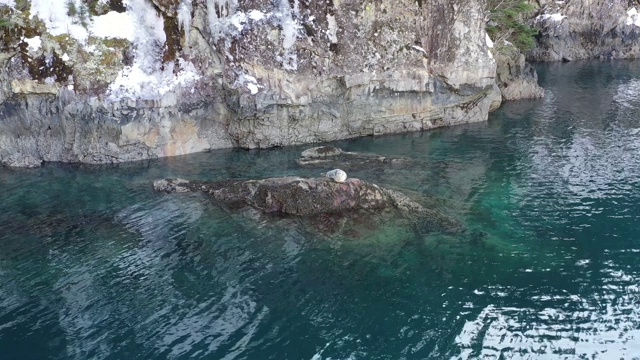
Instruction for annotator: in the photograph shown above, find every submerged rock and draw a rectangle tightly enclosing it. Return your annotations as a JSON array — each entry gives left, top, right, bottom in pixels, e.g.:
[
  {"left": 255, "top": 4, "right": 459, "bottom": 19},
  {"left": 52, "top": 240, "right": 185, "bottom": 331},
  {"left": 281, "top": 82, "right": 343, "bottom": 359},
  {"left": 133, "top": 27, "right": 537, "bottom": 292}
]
[
  {"left": 155, "top": 177, "right": 393, "bottom": 216},
  {"left": 154, "top": 176, "right": 464, "bottom": 234},
  {"left": 297, "top": 146, "right": 408, "bottom": 169}
]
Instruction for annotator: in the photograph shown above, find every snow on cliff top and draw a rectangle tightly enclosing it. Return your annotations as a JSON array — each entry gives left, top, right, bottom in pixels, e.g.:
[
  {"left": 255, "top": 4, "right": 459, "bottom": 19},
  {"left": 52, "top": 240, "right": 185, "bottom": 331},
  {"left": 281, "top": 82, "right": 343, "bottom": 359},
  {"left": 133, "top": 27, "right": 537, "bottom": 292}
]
[
  {"left": 27, "top": 0, "right": 201, "bottom": 101},
  {"left": 0, "top": 0, "right": 15, "bottom": 7},
  {"left": 29, "top": 0, "right": 135, "bottom": 42}
]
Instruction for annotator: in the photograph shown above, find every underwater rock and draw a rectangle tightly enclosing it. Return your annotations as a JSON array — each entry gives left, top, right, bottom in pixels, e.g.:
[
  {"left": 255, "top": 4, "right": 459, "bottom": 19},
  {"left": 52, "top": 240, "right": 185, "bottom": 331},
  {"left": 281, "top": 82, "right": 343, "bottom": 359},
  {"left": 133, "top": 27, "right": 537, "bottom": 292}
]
[
  {"left": 154, "top": 176, "right": 464, "bottom": 234},
  {"left": 297, "top": 146, "right": 409, "bottom": 170},
  {"left": 154, "top": 176, "right": 395, "bottom": 216}
]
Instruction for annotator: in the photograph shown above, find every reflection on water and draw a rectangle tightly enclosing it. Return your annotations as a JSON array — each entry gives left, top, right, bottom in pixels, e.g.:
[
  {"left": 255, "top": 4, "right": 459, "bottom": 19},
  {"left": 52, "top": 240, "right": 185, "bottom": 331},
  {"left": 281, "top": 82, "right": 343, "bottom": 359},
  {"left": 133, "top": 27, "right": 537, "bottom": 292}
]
[
  {"left": 456, "top": 250, "right": 640, "bottom": 359},
  {"left": 2, "top": 60, "right": 640, "bottom": 359}
]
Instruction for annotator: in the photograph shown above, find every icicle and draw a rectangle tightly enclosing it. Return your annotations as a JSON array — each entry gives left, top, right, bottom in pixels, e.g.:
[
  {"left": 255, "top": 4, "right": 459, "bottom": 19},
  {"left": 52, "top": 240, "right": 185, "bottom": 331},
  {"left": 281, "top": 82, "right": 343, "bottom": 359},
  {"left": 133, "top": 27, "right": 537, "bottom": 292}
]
[
  {"left": 277, "top": 0, "right": 299, "bottom": 70},
  {"left": 177, "top": 0, "right": 193, "bottom": 45}
]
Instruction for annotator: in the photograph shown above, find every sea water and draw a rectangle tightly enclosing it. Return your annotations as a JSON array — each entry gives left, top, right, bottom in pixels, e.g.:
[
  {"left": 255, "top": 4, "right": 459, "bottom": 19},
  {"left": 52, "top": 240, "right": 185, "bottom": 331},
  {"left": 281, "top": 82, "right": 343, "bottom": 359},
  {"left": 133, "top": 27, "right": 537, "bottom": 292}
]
[{"left": 2, "top": 60, "right": 640, "bottom": 359}]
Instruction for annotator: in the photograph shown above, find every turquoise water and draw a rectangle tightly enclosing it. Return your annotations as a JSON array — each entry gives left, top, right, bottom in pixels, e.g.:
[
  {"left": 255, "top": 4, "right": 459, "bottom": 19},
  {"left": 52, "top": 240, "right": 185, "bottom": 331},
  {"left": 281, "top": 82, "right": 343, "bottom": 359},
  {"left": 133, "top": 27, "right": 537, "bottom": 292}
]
[{"left": 2, "top": 61, "right": 640, "bottom": 359}]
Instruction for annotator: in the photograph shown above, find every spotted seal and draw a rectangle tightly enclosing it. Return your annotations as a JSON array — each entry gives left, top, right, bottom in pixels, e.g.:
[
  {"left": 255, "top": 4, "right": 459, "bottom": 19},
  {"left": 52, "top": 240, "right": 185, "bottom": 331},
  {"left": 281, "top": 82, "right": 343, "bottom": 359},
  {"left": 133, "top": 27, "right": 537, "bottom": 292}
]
[{"left": 323, "top": 169, "right": 347, "bottom": 183}]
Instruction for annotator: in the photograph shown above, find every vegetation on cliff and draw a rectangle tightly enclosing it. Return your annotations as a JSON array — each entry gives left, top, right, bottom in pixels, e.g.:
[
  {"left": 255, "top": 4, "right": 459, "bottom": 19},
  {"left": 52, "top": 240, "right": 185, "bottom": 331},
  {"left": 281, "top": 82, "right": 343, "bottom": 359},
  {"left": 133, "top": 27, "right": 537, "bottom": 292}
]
[{"left": 486, "top": 0, "right": 538, "bottom": 51}]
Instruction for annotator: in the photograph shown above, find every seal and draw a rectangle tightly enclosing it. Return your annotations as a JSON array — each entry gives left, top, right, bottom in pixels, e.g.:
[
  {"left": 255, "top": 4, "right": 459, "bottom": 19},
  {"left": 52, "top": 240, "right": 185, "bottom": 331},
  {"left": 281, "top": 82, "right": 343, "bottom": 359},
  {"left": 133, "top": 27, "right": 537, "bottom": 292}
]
[{"left": 323, "top": 169, "right": 348, "bottom": 183}]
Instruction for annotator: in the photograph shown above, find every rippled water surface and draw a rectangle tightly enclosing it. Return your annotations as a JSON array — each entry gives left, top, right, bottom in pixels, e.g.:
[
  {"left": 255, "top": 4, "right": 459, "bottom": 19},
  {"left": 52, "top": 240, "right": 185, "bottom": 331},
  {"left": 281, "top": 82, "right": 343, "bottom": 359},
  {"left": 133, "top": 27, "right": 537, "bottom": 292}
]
[{"left": 3, "top": 61, "right": 640, "bottom": 359}]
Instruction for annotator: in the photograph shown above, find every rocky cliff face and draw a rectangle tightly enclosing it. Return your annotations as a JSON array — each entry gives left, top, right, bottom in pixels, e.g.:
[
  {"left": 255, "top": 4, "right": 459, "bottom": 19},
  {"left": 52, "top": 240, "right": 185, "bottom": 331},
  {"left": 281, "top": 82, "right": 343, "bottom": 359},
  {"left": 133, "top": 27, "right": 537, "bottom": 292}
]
[
  {"left": 529, "top": 0, "right": 640, "bottom": 61},
  {"left": 0, "top": 0, "right": 498, "bottom": 167}
]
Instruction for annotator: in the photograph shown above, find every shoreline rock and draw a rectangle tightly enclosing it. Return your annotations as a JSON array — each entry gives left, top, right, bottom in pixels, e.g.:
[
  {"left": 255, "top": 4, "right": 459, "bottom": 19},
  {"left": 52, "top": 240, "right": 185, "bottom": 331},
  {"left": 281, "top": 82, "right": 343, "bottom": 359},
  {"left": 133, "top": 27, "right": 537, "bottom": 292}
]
[{"left": 494, "top": 45, "right": 545, "bottom": 100}]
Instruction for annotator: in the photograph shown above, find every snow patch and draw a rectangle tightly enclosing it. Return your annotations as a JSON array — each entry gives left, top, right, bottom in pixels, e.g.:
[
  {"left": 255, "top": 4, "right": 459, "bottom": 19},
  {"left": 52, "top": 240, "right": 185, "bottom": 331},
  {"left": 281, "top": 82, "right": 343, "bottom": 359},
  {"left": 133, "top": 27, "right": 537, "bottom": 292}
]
[
  {"left": 61, "top": 53, "right": 70, "bottom": 62},
  {"left": 248, "top": 10, "right": 266, "bottom": 21},
  {"left": 0, "top": 0, "right": 15, "bottom": 8},
  {"left": 205, "top": 5, "right": 270, "bottom": 41},
  {"left": 626, "top": 8, "right": 640, "bottom": 27},
  {"left": 106, "top": 0, "right": 199, "bottom": 101},
  {"left": 206, "top": 0, "right": 239, "bottom": 41},
  {"left": 536, "top": 13, "right": 567, "bottom": 22},
  {"left": 411, "top": 45, "right": 427, "bottom": 55},
  {"left": 485, "top": 33, "right": 494, "bottom": 48},
  {"left": 246, "top": 83, "right": 259, "bottom": 94},
  {"left": 24, "top": 36, "right": 42, "bottom": 52},
  {"left": 326, "top": 14, "right": 338, "bottom": 43},
  {"left": 229, "top": 11, "right": 247, "bottom": 31},
  {"left": 107, "top": 59, "right": 201, "bottom": 101},
  {"left": 237, "top": 74, "right": 262, "bottom": 95},
  {"left": 85, "top": 44, "right": 98, "bottom": 54},
  {"left": 29, "top": 0, "right": 138, "bottom": 43},
  {"left": 90, "top": 11, "right": 135, "bottom": 40},
  {"left": 30, "top": 0, "right": 89, "bottom": 42}
]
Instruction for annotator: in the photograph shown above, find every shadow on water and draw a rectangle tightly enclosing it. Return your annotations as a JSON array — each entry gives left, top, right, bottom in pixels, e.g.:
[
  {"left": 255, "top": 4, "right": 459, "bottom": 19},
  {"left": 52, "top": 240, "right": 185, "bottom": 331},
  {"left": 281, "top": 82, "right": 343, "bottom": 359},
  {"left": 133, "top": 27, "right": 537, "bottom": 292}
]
[{"left": 2, "top": 60, "right": 640, "bottom": 359}]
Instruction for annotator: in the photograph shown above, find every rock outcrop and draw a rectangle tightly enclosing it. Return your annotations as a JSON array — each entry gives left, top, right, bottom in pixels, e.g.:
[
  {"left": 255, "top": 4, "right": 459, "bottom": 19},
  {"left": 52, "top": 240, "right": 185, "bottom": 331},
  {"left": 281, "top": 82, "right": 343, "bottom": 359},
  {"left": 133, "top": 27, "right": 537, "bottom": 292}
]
[
  {"left": 494, "top": 45, "right": 545, "bottom": 100},
  {"left": 529, "top": 0, "right": 640, "bottom": 61},
  {"left": 0, "top": 0, "right": 497, "bottom": 167}
]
